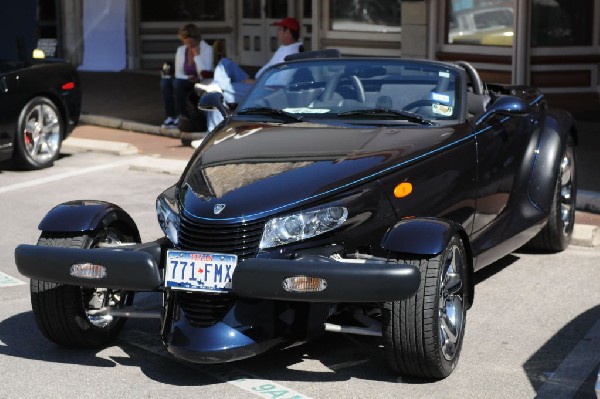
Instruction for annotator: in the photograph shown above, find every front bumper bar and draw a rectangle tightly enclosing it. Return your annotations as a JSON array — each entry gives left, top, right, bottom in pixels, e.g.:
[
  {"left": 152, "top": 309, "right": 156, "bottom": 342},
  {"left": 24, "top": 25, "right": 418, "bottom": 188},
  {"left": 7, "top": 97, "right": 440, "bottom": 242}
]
[
  {"left": 15, "top": 242, "right": 163, "bottom": 291},
  {"left": 15, "top": 242, "right": 421, "bottom": 302},
  {"left": 233, "top": 258, "right": 420, "bottom": 302}
]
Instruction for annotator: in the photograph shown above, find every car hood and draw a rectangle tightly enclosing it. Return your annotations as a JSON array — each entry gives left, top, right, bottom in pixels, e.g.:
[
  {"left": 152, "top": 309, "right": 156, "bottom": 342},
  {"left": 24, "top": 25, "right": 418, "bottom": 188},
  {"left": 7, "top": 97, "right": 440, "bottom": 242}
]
[{"left": 179, "top": 120, "right": 458, "bottom": 222}]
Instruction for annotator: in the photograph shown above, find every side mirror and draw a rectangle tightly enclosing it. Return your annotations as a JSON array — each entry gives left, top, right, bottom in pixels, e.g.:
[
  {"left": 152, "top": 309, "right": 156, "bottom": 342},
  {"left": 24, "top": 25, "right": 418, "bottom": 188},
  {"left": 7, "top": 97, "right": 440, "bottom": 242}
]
[
  {"left": 198, "top": 91, "right": 229, "bottom": 118},
  {"left": 478, "top": 95, "right": 529, "bottom": 123}
]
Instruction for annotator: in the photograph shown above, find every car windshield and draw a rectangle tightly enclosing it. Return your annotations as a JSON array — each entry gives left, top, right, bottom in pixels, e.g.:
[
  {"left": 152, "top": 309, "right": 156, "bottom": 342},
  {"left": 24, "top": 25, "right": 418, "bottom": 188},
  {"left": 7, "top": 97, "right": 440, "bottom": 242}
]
[{"left": 237, "top": 58, "right": 463, "bottom": 124}]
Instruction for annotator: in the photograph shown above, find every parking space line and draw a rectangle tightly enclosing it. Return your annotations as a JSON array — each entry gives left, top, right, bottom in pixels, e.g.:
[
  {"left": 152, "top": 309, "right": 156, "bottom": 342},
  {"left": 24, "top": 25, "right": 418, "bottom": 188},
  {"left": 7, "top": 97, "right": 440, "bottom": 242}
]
[
  {"left": 535, "top": 318, "right": 600, "bottom": 398},
  {"left": 0, "top": 271, "right": 26, "bottom": 287},
  {"left": 0, "top": 159, "right": 133, "bottom": 195},
  {"left": 119, "top": 329, "right": 312, "bottom": 399}
]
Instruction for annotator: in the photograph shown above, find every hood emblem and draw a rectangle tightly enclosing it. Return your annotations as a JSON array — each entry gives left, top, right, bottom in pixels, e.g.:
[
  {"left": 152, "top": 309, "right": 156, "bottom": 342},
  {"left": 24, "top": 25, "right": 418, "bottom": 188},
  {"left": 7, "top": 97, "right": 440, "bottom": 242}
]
[{"left": 214, "top": 204, "right": 226, "bottom": 215}]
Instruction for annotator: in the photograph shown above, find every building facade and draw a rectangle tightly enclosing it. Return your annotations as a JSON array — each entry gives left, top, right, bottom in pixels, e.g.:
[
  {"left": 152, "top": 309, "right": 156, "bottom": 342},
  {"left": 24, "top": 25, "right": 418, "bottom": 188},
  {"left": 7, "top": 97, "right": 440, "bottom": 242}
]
[{"left": 43, "top": 0, "right": 600, "bottom": 102}]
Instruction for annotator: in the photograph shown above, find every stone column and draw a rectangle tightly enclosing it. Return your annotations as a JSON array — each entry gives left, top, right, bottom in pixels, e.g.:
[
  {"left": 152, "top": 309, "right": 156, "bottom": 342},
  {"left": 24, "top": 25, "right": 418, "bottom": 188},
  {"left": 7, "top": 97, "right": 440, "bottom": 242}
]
[
  {"left": 60, "top": 0, "right": 83, "bottom": 66},
  {"left": 401, "top": 0, "right": 429, "bottom": 59}
]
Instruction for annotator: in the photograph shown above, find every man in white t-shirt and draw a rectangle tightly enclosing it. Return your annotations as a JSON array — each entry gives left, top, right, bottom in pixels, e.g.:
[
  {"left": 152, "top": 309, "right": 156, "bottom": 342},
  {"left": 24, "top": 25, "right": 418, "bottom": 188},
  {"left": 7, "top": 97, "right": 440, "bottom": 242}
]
[{"left": 204, "top": 17, "right": 302, "bottom": 131}]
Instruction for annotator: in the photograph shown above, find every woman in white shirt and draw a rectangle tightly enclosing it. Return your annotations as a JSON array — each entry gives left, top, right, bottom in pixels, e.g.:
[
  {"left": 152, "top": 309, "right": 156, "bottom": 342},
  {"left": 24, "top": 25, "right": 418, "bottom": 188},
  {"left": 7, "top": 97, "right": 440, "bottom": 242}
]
[{"left": 160, "top": 23, "right": 213, "bottom": 128}]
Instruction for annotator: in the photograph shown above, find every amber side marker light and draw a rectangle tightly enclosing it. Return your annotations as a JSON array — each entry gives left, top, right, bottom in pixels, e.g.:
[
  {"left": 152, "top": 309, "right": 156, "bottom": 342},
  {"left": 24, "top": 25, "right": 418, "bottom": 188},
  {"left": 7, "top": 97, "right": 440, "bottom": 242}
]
[
  {"left": 394, "top": 182, "right": 413, "bottom": 198},
  {"left": 282, "top": 276, "right": 327, "bottom": 293}
]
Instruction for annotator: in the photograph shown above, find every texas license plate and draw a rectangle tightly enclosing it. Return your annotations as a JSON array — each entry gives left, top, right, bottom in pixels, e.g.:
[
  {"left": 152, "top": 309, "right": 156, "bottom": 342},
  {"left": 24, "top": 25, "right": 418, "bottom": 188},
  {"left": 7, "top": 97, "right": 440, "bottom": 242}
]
[{"left": 165, "top": 250, "right": 238, "bottom": 293}]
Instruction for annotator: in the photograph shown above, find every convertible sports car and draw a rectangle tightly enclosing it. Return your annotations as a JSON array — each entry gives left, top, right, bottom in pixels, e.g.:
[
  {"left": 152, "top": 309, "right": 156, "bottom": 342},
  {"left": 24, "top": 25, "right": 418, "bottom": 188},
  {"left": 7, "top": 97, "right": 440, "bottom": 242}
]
[
  {"left": 0, "top": 3, "right": 81, "bottom": 169},
  {"left": 15, "top": 51, "right": 577, "bottom": 379}
]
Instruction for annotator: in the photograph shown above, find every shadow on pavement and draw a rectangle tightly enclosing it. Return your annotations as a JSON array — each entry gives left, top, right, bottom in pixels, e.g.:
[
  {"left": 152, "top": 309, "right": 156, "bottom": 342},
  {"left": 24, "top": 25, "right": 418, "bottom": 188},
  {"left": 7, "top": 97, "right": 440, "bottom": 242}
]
[{"left": 524, "top": 305, "right": 600, "bottom": 398}]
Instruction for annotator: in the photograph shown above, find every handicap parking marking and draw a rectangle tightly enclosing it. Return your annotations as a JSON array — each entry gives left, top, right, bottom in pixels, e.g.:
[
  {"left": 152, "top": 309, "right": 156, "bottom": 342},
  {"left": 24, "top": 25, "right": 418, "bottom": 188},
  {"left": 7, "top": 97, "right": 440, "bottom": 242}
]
[
  {"left": 0, "top": 271, "right": 26, "bottom": 287},
  {"left": 119, "top": 329, "right": 313, "bottom": 399}
]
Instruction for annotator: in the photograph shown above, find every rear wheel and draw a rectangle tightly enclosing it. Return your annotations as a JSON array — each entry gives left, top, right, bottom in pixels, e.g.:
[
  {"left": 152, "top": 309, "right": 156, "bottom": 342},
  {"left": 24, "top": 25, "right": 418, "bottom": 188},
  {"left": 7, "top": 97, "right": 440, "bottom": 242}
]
[
  {"left": 527, "top": 137, "right": 576, "bottom": 252},
  {"left": 13, "top": 96, "right": 64, "bottom": 170},
  {"left": 30, "top": 226, "right": 134, "bottom": 348},
  {"left": 383, "top": 234, "right": 468, "bottom": 379}
]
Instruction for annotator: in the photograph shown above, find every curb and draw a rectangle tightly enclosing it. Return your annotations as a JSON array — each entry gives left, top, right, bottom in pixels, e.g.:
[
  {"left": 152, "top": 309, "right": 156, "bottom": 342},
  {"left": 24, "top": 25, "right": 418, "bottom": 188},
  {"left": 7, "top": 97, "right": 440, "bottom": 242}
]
[
  {"left": 128, "top": 156, "right": 188, "bottom": 175},
  {"left": 80, "top": 114, "right": 181, "bottom": 138},
  {"left": 576, "top": 190, "right": 600, "bottom": 214},
  {"left": 572, "top": 224, "right": 600, "bottom": 247},
  {"left": 62, "top": 137, "right": 138, "bottom": 156}
]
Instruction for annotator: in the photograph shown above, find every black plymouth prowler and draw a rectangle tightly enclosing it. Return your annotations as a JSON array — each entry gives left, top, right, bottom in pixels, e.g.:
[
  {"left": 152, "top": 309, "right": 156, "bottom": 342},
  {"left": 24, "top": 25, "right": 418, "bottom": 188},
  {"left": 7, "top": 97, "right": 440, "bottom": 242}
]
[{"left": 15, "top": 51, "right": 577, "bottom": 379}]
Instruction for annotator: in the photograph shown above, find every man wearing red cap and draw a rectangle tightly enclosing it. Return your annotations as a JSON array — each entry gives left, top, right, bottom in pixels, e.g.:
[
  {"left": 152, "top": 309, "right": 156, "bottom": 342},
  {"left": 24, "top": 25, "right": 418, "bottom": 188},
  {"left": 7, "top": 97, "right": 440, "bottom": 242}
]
[{"left": 203, "top": 17, "right": 302, "bottom": 131}]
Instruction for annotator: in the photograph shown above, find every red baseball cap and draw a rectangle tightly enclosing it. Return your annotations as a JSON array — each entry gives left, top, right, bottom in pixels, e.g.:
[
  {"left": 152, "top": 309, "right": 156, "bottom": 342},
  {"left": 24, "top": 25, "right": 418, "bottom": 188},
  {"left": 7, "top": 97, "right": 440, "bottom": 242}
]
[{"left": 272, "top": 17, "right": 300, "bottom": 32}]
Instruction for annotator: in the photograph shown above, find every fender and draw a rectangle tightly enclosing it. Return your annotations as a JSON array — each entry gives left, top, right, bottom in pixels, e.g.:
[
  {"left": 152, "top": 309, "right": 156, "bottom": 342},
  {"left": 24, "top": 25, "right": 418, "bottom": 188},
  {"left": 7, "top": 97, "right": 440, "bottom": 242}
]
[
  {"left": 380, "top": 217, "right": 465, "bottom": 257},
  {"left": 380, "top": 217, "right": 474, "bottom": 308},
  {"left": 528, "top": 109, "right": 577, "bottom": 213},
  {"left": 38, "top": 200, "right": 141, "bottom": 242}
]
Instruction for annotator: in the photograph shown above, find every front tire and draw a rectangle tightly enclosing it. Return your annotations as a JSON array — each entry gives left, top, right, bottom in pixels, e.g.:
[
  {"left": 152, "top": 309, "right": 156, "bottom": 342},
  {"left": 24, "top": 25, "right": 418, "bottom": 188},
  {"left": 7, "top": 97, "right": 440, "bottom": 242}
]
[
  {"left": 30, "top": 227, "right": 134, "bottom": 348},
  {"left": 383, "top": 234, "right": 469, "bottom": 379},
  {"left": 13, "top": 96, "right": 65, "bottom": 170}
]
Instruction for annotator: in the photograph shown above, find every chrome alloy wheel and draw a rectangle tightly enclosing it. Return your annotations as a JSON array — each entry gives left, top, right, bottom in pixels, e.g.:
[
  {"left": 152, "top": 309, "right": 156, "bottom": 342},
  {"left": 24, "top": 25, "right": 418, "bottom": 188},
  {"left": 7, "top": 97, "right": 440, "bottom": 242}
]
[
  {"left": 22, "top": 103, "right": 61, "bottom": 163},
  {"left": 559, "top": 146, "right": 576, "bottom": 235},
  {"left": 438, "top": 244, "right": 465, "bottom": 361}
]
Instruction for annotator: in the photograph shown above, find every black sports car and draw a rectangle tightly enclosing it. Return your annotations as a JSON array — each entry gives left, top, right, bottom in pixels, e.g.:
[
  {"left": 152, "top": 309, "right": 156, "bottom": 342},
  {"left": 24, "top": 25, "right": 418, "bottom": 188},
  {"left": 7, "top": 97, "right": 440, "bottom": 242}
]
[
  {"left": 15, "top": 51, "right": 577, "bottom": 379},
  {"left": 0, "top": 3, "right": 81, "bottom": 169}
]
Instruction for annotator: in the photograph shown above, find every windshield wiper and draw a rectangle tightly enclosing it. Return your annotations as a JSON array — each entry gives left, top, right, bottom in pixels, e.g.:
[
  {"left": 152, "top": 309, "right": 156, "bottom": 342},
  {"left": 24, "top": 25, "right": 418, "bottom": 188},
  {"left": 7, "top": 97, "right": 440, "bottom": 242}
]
[
  {"left": 236, "top": 107, "right": 303, "bottom": 122},
  {"left": 337, "top": 108, "right": 434, "bottom": 125}
]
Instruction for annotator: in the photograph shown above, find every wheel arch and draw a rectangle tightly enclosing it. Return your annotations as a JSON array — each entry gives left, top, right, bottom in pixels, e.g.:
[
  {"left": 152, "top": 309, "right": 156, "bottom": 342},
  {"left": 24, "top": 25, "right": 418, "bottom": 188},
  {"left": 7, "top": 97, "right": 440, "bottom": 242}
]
[
  {"left": 38, "top": 200, "right": 141, "bottom": 243},
  {"left": 528, "top": 109, "right": 577, "bottom": 213},
  {"left": 380, "top": 217, "right": 475, "bottom": 308}
]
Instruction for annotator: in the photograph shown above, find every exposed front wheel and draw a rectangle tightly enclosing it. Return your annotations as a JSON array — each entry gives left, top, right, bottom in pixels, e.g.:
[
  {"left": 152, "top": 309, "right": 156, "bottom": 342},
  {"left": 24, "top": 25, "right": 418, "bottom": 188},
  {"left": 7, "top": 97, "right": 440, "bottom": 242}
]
[
  {"left": 383, "top": 234, "right": 469, "bottom": 379},
  {"left": 30, "top": 227, "right": 134, "bottom": 348}
]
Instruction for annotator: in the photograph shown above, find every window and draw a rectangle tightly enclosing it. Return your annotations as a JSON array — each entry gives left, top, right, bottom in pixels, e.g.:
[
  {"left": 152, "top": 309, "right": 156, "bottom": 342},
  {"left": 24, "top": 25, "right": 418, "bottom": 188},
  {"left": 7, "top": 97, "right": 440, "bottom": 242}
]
[
  {"left": 447, "top": 0, "right": 515, "bottom": 46},
  {"left": 141, "top": 0, "right": 225, "bottom": 22},
  {"left": 329, "top": 0, "right": 401, "bottom": 33},
  {"left": 531, "top": 0, "right": 593, "bottom": 47}
]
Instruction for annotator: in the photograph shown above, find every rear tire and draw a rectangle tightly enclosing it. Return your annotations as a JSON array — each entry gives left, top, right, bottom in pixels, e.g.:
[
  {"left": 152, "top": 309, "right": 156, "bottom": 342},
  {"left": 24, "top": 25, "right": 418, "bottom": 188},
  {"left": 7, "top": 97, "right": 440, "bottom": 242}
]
[
  {"left": 30, "top": 227, "right": 134, "bottom": 348},
  {"left": 527, "top": 137, "right": 576, "bottom": 252},
  {"left": 382, "top": 234, "right": 468, "bottom": 379}
]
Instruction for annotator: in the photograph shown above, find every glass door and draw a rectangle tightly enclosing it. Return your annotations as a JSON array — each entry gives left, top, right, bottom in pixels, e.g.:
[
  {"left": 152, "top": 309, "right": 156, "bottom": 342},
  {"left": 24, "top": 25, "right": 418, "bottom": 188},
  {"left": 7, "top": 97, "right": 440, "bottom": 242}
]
[{"left": 239, "top": 0, "right": 294, "bottom": 67}]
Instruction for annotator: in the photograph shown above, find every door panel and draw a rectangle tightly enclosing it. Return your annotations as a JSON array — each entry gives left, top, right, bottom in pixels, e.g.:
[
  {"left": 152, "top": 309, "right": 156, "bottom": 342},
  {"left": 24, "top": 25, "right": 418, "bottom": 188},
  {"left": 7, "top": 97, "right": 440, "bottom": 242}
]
[{"left": 238, "top": 0, "right": 294, "bottom": 67}]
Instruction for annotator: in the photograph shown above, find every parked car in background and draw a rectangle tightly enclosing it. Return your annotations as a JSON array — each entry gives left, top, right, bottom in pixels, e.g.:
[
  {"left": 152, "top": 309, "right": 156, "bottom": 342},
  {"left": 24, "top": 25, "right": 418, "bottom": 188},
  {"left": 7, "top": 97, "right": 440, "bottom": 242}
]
[
  {"left": 16, "top": 51, "right": 577, "bottom": 380},
  {"left": 0, "top": 1, "right": 81, "bottom": 169},
  {"left": 449, "top": 6, "right": 514, "bottom": 46}
]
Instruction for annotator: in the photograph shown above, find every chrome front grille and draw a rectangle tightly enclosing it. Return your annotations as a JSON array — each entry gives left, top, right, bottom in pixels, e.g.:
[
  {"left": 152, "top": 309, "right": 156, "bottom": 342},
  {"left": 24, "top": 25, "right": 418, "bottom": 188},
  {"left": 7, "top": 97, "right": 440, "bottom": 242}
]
[
  {"left": 178, "top": 214, "right": 266, "bottom": 259},
  {"left": 176, "top": 214, "right": 266, "bottom": 326}
]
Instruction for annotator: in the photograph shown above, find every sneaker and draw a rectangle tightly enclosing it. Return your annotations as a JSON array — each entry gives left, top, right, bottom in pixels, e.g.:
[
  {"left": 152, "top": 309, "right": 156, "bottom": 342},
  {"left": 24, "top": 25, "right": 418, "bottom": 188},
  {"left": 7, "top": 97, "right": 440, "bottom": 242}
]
[{"left": 161, "top": 117, "right": 178, "bottom": 129}]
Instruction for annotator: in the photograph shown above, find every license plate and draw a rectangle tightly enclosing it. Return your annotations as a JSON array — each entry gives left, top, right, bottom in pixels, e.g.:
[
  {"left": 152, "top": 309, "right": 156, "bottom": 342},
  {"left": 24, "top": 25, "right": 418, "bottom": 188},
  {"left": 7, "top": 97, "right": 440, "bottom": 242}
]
[{"left": 165, "top": 250, "right": 237, "bottom": 293}]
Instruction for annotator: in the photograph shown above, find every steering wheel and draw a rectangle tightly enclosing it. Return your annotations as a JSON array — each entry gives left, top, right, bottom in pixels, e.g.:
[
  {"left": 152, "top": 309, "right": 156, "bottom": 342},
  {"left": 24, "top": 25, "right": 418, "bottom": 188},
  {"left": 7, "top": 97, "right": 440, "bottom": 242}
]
[
  {"left": 321, "top": 73, "right": 365, "bottom": 103},
  {"left": 455, "top": 61, "right": 484, "bottom": 95},
  {"left": 402, "top": 99, "right": 437, "bottom": 111}
]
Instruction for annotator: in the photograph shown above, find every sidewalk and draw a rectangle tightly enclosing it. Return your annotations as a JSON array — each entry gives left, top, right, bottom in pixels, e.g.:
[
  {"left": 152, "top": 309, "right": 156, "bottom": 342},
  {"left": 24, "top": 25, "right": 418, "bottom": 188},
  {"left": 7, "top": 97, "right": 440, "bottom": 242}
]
[{"left": 75, "top": 70, "right": 600, "bottom": 245}]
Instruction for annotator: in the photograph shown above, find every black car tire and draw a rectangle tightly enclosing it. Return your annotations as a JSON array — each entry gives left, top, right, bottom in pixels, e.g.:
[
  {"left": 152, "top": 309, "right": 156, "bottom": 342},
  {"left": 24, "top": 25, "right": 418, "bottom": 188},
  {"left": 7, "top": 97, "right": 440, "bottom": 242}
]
[
  {"left": 13, "top": 96, "right": 65, "bottom": 170},
  {"left": 30, "top": 227, "right": 134, "bottom": 348},
  {"left": 527, "top": 137, "right": 577, "bottom": 252},
  {"left": 382, "top": 234, "right": 468, "bottom": 379}
]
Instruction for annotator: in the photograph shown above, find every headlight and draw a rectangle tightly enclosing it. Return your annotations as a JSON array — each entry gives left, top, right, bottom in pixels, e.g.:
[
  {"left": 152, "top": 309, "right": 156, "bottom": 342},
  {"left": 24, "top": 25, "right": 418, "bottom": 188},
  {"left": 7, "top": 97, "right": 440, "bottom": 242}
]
[
  {"left": 260, "top": 206, "right": 348, "bottom": 249},
  {"left": 156, "top": 197, "right": 180, "bottom": 245}
]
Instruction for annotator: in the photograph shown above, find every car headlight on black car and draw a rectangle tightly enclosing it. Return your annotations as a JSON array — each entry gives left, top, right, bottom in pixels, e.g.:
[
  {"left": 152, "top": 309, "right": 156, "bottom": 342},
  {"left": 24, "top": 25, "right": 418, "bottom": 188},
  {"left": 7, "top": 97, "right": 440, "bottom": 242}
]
[
  {"left": 156, "top": 197, "right": 180, "bottom": 245},
  {"left": 260, "top": 206, "right": 348, "bottom": 249}
]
